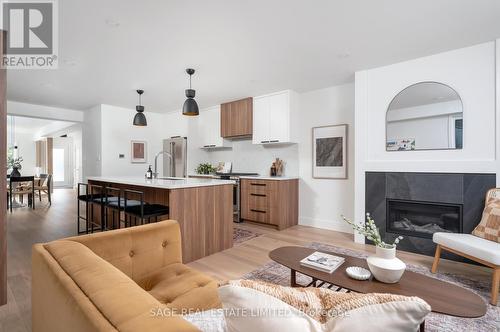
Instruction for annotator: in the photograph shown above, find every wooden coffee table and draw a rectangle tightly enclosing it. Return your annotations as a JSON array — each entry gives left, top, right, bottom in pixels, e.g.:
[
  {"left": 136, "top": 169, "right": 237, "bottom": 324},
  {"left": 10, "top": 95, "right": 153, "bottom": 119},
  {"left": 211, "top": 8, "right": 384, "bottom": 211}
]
[{"left": 269, "top": 246, "right": 487, "bottom": 318}]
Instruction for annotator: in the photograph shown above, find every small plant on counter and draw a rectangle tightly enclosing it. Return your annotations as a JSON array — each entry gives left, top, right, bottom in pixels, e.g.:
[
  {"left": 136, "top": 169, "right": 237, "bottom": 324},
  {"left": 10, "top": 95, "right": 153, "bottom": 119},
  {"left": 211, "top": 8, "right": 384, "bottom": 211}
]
[
  {"left": 342, "top": 213, "right": 403, "bottom": 248},
  {"left": 195, "top": 163, "right": 216, "bottom": 175}
]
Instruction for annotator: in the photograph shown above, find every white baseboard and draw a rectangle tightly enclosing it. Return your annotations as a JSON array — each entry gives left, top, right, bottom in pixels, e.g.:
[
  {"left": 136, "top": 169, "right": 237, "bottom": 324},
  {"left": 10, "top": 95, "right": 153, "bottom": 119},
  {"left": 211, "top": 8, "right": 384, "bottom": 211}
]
[{"left": 299, "top": 216, "right": 354, "bottom": 234}]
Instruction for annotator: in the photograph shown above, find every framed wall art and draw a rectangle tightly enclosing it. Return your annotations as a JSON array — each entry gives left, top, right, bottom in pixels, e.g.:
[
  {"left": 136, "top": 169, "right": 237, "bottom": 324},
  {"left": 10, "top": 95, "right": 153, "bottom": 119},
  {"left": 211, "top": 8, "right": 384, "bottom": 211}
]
[
  {"left": 131, "top": 140, "right": 147, "bottom": 163},
  {"left": 312, "top": 124, "right": 347, "bottom": 179}
]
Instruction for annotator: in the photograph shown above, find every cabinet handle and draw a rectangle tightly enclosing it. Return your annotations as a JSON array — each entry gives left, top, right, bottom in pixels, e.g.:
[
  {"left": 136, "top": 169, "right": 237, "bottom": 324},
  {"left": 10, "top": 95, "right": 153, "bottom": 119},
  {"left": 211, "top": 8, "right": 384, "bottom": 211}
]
[
  {"left": 269, "top": 140, "right": 279, "bottom": 143},
  {"left": 250, "top": 193, "right": 266, "bottom": 197},
  {"left": 250, "top": 183, "right": 266, "bottom": 187},
  {"left": 260, "top": 140, "right": 270, "bottom": 144},
  {"left": 250, "top": 209, "right": 266, "bottom": 214}
]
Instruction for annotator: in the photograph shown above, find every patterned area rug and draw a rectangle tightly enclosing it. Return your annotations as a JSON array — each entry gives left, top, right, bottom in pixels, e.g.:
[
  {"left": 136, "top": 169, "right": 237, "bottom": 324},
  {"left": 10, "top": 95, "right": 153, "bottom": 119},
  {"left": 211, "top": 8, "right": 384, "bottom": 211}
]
[
  {"left": 233, "top": 226, "right": 261, "bottom": 245},
  {"left": 243, "top": 242, "right": 499, "bottom": 332}
]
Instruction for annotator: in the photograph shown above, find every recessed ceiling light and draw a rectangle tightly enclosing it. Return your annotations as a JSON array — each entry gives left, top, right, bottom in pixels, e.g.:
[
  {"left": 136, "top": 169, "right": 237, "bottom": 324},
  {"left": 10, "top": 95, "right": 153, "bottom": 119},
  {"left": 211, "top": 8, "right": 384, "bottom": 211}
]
[{"left": 105, "top": 18, "right": 121, "bottom": 28}]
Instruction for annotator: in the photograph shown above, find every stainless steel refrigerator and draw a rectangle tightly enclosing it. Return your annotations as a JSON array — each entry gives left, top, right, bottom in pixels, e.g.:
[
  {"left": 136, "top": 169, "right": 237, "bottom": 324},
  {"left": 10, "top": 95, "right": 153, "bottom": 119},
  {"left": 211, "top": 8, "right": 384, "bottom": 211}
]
[{"left": 162, "top": 137, "right": 187, "bottom": 178}]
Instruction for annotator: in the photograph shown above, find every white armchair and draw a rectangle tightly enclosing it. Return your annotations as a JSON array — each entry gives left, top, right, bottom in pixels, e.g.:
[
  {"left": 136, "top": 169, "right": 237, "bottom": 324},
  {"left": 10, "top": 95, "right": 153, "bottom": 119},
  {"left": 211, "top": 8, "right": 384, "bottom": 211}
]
[{"left": 431, "top": 188, "right": 500, "bottom": 305}]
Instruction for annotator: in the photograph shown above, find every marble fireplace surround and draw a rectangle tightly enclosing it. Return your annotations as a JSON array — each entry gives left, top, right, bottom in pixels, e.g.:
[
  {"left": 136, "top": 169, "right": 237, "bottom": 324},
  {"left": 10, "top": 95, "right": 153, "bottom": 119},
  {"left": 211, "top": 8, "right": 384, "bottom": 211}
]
[{"left": 365, "top": 172, "right": 496, "bottom": 262}]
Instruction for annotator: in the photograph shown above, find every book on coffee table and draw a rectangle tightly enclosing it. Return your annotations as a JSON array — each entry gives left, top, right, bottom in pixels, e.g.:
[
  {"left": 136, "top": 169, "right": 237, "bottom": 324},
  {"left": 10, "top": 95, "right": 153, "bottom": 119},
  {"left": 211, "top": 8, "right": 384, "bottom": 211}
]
[{"left": 300, "top": 251, "right": 345, "bottom": 273}]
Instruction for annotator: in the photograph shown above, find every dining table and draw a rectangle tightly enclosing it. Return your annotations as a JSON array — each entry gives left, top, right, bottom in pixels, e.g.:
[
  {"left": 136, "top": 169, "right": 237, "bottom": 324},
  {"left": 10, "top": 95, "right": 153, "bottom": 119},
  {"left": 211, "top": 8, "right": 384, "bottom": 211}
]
[{"left": 6, "top": 175, "right": 41, "bottom": 209}]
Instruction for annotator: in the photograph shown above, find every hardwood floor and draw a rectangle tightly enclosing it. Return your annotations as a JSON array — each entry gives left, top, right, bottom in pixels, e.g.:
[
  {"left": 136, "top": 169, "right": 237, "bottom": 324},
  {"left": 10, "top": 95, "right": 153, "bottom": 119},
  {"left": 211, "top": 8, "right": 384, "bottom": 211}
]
[
  {"left": 0, "top": 189, "right": 76, "bottom": 332},
  {"left": 0, "top": 189, "right": 492, "bottom": 331}
]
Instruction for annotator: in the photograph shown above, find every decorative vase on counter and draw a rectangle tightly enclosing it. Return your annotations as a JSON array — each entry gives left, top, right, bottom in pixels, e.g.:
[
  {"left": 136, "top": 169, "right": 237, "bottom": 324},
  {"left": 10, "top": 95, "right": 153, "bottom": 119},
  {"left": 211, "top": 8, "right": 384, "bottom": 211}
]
[
  {"left": 367, "top": 245, "right": 406, "bottom": 284},
  {"left": 10, "top": 167, "right": 21, "bottom": 177}
]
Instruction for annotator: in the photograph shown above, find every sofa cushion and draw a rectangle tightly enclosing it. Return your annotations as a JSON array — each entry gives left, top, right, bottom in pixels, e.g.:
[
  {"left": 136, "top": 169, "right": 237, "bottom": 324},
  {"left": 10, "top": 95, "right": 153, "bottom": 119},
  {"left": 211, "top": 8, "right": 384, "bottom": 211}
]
[
  {"left": 67, "top": 220, "right": 183, "bottom": 282},
  {"left": 44, "top": 240, "right": 198, "bottom": 332},
  {"left": 219, "top": 280, "right": 430, "bottom": 332},
  {"left": 472, "top": 197, "right": 500, "bottom": 243},
  {"left": 137, "top": 262, "right": 221, "bottom": 313},
  {"left": 433, "top": 232, "right": 500, "bottom": 265}
]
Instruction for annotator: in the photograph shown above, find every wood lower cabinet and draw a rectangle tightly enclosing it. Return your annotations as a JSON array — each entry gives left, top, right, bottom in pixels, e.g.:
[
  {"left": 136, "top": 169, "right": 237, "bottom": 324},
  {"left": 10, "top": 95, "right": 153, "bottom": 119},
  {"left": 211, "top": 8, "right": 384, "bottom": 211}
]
[
  {"left": 221, "top": 97, "right": 253, "bottom": 138},
  {"left": 240, "top": 178, "right": 298, "bottom": 230}
]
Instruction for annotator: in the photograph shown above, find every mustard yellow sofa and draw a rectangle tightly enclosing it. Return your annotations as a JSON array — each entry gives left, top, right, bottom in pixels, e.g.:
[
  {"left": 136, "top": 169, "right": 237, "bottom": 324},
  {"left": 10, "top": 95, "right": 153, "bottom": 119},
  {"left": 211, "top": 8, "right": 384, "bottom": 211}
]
[{"left": 32, "top": 220, "right": 220, "bottom": 332}]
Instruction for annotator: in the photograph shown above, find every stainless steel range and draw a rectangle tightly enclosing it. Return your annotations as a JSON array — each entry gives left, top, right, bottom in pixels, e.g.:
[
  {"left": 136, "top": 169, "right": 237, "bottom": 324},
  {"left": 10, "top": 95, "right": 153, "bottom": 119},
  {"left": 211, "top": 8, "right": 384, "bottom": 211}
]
[{"left": 214, "top": 172, "right": 259, "bottom": 223}]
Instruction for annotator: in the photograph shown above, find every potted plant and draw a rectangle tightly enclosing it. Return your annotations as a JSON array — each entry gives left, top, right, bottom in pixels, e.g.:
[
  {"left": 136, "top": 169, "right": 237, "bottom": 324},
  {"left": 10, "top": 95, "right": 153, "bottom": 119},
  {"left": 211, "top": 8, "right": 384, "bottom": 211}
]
[
  {"left": 342, "top": 213, "right": 406, "bottom": 283},
  {"left": 7, "top": 148, "right": 23, "bottom": 177},
  {"left": 195, "top": 163, "right": 216, "bottom": 175}
]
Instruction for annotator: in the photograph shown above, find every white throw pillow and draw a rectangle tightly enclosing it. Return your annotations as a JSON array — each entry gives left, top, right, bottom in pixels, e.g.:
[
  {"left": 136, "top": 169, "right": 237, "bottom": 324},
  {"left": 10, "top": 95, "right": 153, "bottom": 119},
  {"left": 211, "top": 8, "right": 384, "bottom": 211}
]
[
  {"left": 183, "top": 309, "right": 228, "bottom": 332},
  {"left": 219, "top": 284, "right": 321, "bottom": 332},
  {"left": 218, "top": 280, "right": 431, "bottom": 332}
]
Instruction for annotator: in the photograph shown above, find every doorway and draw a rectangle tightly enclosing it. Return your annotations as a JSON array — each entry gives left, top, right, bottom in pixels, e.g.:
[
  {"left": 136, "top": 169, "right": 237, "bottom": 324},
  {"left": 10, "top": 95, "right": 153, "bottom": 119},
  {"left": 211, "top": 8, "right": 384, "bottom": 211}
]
[{"left": 52, "top": 137, "right": 74, "bottom": 188}]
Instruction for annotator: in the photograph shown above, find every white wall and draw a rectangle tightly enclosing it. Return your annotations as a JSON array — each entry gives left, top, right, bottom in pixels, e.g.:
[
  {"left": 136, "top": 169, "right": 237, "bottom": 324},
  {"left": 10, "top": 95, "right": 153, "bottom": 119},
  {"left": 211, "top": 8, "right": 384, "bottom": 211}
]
[
  {"left": 354, "top": 41, "right": 499, "bottom": 243},
  {"left": 82, "top": 105, "right": 102, "bottom": 179},
  {"left": 7, "top": 101, "right": 84, "bottom": 122},
  {"left": 12, "top": 132, "right": 36, "bottom": 175},
  {"left": 298, "top": 84, "right": 355, "bottom": 233},
  {"left": 100, "top": 105, "right": 166, "bottom": 177}
]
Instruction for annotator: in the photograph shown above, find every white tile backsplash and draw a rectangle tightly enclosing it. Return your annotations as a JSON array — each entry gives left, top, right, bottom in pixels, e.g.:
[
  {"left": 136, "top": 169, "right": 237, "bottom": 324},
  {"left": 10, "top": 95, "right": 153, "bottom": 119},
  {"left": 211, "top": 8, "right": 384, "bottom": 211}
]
[{"left": 204, "top": 139, "right": 299, "bottom": 177}]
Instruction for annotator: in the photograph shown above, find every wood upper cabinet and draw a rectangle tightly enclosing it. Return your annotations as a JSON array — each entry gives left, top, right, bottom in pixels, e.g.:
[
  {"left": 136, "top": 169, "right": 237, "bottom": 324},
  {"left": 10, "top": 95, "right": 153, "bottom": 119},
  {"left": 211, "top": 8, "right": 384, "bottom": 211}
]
[
  {"left": 252, "top": 90, "right": 298, "bottom": 145},
  {"left": 221, "top": 97, "right": 253, "bottom": 138},
  {"left": 240, "top": 178, "right": 298, "bottom": 230}
]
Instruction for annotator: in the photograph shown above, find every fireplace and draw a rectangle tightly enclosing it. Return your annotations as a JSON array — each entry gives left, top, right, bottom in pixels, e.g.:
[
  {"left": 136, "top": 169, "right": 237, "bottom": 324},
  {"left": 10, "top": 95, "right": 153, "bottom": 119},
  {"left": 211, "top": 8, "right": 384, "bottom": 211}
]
[
  {"left": 386, "top": 199, "right": 462, "bottom": 239},
  {"left": 365, "top": 172, "right": 496, "bottom": 261}
]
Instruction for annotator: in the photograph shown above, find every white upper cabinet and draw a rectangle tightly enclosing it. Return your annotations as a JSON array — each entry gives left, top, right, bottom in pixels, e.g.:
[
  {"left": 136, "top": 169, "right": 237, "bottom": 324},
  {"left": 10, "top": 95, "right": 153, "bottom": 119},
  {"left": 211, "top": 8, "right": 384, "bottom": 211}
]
[
  {"left": 198, "top": 105, "right": 232, "bottom": 149},
  {"left": 252, "top": 90, "right": 298, "bottom": 144},
  {"left": 252, "top": 96, "right": 270, "bottom": 144}
]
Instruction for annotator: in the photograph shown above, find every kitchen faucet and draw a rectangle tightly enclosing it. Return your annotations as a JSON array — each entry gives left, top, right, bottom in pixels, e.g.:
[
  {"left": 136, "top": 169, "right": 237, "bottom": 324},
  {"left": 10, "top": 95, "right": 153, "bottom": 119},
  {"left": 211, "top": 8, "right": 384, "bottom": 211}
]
[{"left": 154, "top": 150, "right": 173, "bottom": 178}]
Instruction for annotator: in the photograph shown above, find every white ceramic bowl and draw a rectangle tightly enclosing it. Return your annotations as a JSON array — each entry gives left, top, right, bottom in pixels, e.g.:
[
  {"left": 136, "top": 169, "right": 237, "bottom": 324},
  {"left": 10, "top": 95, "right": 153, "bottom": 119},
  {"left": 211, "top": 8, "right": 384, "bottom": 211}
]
[{"left": 346, "top": 266, "right": 371, "bottom": 280}]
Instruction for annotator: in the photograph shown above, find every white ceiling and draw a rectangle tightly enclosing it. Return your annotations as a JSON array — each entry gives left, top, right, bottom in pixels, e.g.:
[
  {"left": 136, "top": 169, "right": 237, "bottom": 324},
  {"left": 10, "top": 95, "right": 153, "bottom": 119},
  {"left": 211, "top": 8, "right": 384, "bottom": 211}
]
[{"left": 6, "top": 0, "right": 500, "bottom": 113}]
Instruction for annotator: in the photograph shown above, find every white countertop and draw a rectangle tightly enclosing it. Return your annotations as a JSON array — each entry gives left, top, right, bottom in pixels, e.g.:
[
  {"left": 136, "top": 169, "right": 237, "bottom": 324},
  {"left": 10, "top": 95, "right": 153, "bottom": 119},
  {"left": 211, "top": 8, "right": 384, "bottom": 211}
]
[{"left": 87, "top": 176, "right": 235, "bottom": 189}]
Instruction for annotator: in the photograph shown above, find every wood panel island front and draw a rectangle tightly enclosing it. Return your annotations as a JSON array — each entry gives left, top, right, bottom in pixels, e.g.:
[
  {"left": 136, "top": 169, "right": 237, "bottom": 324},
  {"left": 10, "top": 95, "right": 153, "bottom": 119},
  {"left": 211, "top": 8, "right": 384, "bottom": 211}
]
[{"left": 87, "top": 176, "right": 234, "bottom": 263}]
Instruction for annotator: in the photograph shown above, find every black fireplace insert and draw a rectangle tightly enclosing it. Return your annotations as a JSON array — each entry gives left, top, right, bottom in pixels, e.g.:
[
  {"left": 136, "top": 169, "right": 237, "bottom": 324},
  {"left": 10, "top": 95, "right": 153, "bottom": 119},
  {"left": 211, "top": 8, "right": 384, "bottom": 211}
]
[{"left": 386, "top": 199, "right": 463, "bottom": 239}]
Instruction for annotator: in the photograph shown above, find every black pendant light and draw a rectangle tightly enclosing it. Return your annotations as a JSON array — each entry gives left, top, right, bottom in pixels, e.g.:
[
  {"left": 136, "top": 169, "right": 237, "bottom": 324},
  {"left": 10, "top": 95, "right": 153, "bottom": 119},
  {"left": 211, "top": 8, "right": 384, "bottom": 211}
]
[
  {"left": 182, "top": 68, "right": 199, "bottom": 116},
  {"left": 133, "top": 89, "right": 147, "bottom": 126}
]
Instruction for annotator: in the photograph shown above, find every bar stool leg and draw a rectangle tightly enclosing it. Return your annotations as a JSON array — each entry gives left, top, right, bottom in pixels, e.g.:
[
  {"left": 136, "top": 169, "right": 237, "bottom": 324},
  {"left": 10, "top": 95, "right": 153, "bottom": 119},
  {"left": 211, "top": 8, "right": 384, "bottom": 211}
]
[
  {"left": 77, "top": 198, "right": 80, "bottom": 233},
  {"left": 86, "top": 201, "right": 89, "bottom": 234}
]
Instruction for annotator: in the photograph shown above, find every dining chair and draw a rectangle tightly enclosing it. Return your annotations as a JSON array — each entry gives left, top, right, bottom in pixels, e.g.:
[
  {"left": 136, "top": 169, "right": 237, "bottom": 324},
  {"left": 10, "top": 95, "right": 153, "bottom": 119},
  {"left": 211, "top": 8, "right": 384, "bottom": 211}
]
[
  {"left": 8, "top": 176, "right": 35, "bottom": 212},
  {"left": 35, "top": 174, "right": 52, "bottom": 205}
]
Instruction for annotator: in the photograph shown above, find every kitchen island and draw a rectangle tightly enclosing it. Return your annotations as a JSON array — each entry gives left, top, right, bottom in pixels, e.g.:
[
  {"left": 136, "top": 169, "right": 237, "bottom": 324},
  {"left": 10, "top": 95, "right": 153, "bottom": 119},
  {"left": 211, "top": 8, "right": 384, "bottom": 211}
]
[{"left": 87, "top": 176, "right": 235, "bottom": 262}]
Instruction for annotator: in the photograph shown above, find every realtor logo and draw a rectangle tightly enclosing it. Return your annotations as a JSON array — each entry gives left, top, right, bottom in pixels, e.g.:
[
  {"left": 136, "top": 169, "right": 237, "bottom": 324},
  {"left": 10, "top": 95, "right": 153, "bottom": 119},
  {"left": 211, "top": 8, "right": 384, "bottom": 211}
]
[{"left": 1, "top": 0, "right": 58, "bottom": 69}]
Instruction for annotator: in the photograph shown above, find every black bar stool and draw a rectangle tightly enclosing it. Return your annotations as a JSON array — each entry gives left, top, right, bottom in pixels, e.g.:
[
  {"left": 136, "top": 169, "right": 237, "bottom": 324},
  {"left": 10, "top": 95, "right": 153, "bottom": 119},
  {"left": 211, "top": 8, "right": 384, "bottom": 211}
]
[
  {"left": 104, "top": 187, "right": 142, "bottom": 229},
  {"left": 123, "top": 189, "right": 169, "bottom": 227},
  {"left": 76, "top": 183, "right": 93, "bottom": 234},
  {"left": 88, "top": 184, "right": 107, "bottom": 233}
]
